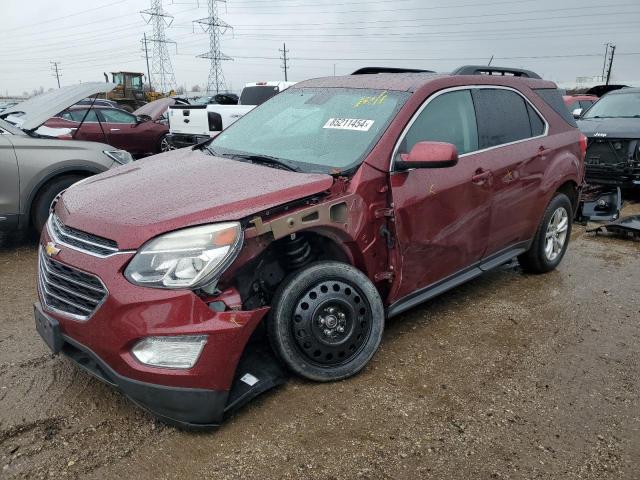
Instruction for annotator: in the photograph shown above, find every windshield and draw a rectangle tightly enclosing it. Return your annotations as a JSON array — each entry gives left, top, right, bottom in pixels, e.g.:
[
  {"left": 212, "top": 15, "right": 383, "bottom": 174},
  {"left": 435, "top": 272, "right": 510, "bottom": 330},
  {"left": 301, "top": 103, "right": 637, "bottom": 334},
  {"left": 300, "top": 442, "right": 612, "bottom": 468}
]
[
  {"left": 211, "top": 87, "right": 408, "bottom": 173},
  {"left": 239, "top": 86, "right": 281, "bottom": 106},
  {"left": 583, "top": 92, "right": 640, "bottom": 118}
]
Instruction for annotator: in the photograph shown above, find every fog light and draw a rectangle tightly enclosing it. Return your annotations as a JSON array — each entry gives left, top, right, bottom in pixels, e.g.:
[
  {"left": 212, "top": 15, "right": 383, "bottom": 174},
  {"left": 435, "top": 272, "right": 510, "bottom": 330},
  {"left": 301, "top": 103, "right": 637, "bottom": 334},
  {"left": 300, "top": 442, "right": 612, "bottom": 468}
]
[{"left": 131, "top": 335, "right": 208, "bottom": 369}]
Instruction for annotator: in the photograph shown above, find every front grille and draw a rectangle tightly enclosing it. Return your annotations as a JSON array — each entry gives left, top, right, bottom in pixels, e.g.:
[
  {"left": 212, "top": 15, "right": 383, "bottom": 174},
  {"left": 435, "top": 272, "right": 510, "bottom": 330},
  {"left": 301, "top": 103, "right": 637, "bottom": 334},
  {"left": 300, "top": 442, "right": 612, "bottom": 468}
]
[
  {"left": 49, "top": 214, "right": 118, "bottom": 257},
  {"left": 586, "top": 139, "right": 636, "bottom": 166},
  {"left": 38, "top": 248, "right": 108, "bottom": 320}
]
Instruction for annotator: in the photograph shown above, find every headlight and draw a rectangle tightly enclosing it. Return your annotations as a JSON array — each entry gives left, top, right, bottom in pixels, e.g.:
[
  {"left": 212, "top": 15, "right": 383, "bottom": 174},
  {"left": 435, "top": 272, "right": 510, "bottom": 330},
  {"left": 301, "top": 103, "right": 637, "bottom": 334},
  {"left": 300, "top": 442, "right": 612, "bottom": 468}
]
[
  {"left": 131, "top": 335, "right": 208, "bottom": 369},
  {"left": 104, "top": 149, "right": 133, "bottom": 165},
  {"left": 124, "top": 222, "right": 242, "bottom": 289}
]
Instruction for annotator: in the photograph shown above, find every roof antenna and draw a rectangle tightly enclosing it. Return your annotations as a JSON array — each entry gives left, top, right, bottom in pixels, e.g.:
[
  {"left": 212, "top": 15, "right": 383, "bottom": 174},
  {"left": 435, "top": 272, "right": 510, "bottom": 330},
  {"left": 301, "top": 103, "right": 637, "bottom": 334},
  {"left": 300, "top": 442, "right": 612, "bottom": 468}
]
[{"left": 488, "top": 55, "right": 494, "bottom": 66}]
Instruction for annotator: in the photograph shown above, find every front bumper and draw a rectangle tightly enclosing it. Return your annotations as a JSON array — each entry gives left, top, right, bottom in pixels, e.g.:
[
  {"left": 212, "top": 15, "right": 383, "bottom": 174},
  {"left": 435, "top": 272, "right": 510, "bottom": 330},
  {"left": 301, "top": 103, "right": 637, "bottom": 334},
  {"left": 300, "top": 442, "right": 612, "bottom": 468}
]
[
  {"left": 35, "top": 229, "right": 285, "bottom": 427},
  {"left": 167, "top": 133, "right": 210, "bottom": 149},
  {"left": 585, "top": 163, "right": 640, "bottom": 188}
]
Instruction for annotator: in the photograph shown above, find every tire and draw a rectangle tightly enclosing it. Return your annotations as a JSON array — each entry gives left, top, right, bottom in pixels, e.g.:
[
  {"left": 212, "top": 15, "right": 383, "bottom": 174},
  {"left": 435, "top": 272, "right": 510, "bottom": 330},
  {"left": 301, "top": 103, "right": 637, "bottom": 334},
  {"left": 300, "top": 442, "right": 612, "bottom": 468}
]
[
  {"left": 31, "top": 175, "right": 85, "bottom": 233},
  {"left": 159, "top": 134, "right": 173, "bottom": 153},
  {"left": 518, "top": 192, "right": 573, "bottom": 274},
  {"left": 267, "top": 261, "right": 385, "bottom": 382}
]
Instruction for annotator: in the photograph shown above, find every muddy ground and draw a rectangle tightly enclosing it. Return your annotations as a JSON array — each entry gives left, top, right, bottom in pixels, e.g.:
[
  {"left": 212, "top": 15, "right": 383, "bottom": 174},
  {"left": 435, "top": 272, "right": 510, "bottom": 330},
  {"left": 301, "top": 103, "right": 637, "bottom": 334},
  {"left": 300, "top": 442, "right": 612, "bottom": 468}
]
[{"left": 0, "top": 203, "right": 638, "bottom": 480}]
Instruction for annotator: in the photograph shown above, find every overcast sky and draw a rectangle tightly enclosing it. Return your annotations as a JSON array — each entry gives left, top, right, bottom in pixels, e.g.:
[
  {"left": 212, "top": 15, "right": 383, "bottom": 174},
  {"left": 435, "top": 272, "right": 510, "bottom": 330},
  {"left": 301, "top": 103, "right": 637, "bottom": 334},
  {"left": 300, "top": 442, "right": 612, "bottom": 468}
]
[{"left": 2, "top": 0, "right": 640, "bottom": 96}]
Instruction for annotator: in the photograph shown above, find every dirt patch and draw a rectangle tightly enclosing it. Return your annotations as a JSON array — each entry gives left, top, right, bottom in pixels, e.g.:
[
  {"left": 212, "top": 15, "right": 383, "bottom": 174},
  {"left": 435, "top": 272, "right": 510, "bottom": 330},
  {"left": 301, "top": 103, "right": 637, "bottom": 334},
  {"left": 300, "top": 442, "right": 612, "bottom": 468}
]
[{"left": 0, "top": 205, "right": 638, "bottom": 479}]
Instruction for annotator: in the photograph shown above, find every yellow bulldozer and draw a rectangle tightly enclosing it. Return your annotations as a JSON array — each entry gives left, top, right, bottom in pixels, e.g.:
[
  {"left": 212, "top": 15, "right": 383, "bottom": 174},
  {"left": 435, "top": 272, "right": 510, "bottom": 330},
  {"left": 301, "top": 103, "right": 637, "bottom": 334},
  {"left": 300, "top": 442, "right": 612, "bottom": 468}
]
[{"left": 102, "top": 72, "right": 175, "bottom": 111}]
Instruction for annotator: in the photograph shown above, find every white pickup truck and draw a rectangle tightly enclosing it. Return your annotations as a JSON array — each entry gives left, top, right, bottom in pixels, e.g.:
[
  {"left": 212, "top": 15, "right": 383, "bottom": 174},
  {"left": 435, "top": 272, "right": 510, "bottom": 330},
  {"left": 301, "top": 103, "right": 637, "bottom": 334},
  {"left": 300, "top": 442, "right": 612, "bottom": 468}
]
[{"left": 166, "top": 81, "right": 296, "bottom": 148}]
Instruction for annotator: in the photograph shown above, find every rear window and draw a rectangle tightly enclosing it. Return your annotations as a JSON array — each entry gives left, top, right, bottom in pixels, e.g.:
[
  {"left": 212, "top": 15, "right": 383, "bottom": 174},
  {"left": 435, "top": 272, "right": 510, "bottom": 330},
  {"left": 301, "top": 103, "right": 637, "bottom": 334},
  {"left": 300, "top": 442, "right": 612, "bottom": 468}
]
[
  {"left": 473, "top": 89, "right": 533, "bottom": 148},
  {"left": 534, "top": 88, "right": 577, "bottom": 127},
  {"left": 240, "top": 86, "right": 280, "bottom": 106}
]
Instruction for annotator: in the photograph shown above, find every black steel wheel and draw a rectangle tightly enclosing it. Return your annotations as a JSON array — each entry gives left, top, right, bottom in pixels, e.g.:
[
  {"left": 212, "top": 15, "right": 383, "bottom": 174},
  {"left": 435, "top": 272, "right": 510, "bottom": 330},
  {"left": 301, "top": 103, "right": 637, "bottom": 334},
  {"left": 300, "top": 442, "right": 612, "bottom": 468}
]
[{"left": 268, "top": 261, "right": 384, "bottom": 382}]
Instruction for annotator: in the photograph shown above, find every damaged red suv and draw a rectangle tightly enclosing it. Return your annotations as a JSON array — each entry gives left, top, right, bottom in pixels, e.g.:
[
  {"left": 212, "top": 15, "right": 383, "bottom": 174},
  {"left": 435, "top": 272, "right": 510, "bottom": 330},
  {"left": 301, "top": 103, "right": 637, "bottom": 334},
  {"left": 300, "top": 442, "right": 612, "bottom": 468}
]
[{"left": 35, "top": 66, "right": 586, "bottom": 428}]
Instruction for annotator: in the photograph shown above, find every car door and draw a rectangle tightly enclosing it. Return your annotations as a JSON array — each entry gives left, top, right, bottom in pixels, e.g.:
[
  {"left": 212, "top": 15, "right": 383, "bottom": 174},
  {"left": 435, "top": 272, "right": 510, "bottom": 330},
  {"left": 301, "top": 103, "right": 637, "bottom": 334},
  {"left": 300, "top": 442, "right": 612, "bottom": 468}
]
[
  {"left": 62, "top": 109, "right": 109, "bottom": 144},
  {"left": 0, "top": 133, "right": 20, "bottom": 220},
  {"left": 389, "top": 88, "right": 493, "bottom": 300},
  {"left": 471, "top": 87, "right": 549, "bottom": 256},
  {"left": 97, "top": 108, "right": 140, "bottom": 153}
]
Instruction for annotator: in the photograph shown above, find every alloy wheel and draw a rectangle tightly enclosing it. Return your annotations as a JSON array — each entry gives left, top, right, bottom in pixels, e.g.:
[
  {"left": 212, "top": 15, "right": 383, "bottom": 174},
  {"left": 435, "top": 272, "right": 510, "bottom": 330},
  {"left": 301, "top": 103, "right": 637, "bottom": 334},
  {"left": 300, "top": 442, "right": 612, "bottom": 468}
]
[{"left": 544, "top": 207, "right": 569, "bottom": 261}]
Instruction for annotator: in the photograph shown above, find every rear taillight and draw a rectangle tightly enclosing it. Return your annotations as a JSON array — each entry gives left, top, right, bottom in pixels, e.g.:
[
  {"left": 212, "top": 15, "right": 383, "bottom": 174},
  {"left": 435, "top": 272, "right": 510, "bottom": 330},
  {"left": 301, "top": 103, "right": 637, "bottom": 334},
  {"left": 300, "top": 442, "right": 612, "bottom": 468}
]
[{"left": 579, "top": 134, "right": 588, "bottom": 160}]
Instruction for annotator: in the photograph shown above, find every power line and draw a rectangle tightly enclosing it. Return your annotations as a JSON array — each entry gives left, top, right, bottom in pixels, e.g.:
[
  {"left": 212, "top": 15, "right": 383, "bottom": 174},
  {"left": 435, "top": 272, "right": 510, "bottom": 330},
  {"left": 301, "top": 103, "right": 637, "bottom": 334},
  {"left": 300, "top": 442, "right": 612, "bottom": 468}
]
[
  {"left": 0, "top": 0, "right": 128, "bottom": 34},
  {"left": 194, "top": 0, "right": 233, "bottom": 93}
]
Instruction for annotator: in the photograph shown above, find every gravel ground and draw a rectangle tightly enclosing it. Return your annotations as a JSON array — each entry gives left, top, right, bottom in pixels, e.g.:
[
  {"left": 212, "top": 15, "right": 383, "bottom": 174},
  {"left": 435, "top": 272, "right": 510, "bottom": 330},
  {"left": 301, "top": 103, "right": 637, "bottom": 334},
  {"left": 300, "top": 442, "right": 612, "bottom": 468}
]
[{"left": 0, "top": 202, "right": 638, "bottom": 480}]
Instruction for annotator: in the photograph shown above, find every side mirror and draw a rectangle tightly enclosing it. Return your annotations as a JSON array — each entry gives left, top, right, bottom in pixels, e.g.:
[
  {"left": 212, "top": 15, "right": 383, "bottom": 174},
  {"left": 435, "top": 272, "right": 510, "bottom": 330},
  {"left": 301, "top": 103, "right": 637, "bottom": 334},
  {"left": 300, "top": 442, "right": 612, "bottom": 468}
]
[
  {"left": 572, "top": 108, "right": 583, "bottom": 119},
  {"left": 395, "top": 141, "right": 459, "bottom": 170}
]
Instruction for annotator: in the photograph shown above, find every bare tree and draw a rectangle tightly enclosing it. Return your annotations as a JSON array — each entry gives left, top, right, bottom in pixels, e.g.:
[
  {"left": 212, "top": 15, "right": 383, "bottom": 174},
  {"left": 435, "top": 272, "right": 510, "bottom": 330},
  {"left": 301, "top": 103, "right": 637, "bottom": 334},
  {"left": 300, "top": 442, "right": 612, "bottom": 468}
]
[{"left": 191, "top": 84, "right": 201, "bottom": 92}]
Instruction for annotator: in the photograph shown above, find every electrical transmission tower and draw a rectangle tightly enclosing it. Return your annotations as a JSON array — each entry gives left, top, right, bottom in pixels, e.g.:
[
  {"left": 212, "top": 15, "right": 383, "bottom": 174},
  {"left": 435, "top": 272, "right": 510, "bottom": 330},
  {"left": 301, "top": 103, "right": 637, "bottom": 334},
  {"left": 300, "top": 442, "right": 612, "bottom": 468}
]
[
  {"left": 194, "top": 0, "right": 232, "bottom": 94},
  {"left": 141, "top": 0, "right": 177, "bottom": 93}
]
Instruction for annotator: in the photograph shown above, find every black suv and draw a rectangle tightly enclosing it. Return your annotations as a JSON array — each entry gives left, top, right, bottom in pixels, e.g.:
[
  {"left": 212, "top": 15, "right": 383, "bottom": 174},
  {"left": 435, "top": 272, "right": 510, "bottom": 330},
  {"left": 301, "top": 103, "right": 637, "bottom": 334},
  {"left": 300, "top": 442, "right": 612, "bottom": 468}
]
[{"left": 577, "top": 88, "right": 640, "bottom": 189}]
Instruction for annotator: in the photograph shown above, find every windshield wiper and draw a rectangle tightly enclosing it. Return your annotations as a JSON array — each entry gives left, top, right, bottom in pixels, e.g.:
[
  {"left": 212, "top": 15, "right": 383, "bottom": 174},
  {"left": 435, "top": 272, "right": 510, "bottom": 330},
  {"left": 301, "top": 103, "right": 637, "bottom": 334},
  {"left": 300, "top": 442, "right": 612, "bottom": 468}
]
[
  {"left": 228, "top": 153, "right": 300, "bottom": 172},
  {"left": 204, "top": 146, "right": 300, "bottom": 172}
]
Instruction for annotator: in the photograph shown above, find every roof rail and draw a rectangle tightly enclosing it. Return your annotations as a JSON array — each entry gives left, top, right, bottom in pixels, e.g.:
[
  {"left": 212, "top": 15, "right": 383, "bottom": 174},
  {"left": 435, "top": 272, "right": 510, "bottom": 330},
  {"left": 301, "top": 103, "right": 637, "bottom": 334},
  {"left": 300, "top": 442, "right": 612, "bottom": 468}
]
[
  {"left": 452, "top": 65, "right": 541, "bottom": 79},
  {"left": 351, "top": 67, "right": 435, "bottom": 75}
]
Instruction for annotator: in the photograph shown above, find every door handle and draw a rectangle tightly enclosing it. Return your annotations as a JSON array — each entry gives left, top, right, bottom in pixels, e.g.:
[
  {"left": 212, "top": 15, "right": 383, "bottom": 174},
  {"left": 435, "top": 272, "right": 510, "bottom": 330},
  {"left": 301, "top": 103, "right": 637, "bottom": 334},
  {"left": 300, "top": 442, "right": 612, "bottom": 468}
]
[
  {"left": 536, "top": 145, "right": 552, "bottom": 157},
  {"left": 472, "top": 169, "right": 492, "bottom": 185}
]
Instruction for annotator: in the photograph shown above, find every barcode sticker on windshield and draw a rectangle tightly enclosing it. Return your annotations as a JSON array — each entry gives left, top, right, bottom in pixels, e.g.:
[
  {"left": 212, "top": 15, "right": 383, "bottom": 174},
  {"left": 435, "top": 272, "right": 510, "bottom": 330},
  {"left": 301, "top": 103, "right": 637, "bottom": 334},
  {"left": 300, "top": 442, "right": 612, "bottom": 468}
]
[{"left": 323, "top": 118, "right": 374, "bottom": 132}]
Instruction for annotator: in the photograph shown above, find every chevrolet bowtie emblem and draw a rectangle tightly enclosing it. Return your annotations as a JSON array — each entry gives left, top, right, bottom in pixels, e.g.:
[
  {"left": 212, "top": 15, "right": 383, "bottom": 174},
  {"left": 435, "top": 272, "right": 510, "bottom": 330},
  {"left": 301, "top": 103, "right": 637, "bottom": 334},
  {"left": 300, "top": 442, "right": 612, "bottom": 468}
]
[{"left": 45, "top": 242, "right": 61, "bottom": 257}]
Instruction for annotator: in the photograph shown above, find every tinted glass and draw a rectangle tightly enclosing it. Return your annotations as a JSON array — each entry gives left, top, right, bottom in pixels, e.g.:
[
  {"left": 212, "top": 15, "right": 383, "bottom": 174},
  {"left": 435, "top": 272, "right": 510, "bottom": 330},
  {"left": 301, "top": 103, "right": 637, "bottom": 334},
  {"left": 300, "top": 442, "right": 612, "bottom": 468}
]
[
  {"left": 213, "top": 88, "right": 408, "bottom": 173},
  {"left": 474, "top": 89, "right": 532, "bottom": 148},
  {"left": 527, "top": 103, "right": 545, "bottom": 136},
  {"left": 239, "top": 86, "right": 280, "bottom": 105},
  {"left": 100, "top": 109, "right": 136, "bottom": 124},
  {"left": 579, "top": 100, "right": 594, "bottom": 109},
  {"left": 534, "top": 88, "right": 578, "bottom": 127},
  {"left": 401, "top": 90, "right": 478, "bottom": 156}
]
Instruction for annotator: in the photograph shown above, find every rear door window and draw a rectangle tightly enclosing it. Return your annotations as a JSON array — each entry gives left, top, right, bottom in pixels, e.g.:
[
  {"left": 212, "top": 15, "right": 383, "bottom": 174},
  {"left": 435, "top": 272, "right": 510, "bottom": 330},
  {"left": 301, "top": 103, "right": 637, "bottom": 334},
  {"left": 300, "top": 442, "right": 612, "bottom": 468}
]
[
  {"left": 527, "top": 103, "right": 546, "bottom": 136},
  {"left": 400, "top": 89, "right": 478, "bottom": 156},
  {"left": 66, "top": 109, "right": 99, "bottom": 122},
  {"left": 473, "top": 89, "right": 535, "bottom": 149},
  {"left": 99, "top": 109, "right": 137, "bottom": 124}
]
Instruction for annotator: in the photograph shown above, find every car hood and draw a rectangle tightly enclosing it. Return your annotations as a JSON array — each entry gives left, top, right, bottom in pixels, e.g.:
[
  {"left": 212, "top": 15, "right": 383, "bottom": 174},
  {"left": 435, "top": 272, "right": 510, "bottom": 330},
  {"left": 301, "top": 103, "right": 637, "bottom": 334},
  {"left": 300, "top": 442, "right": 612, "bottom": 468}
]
[
  {"left": 1, "top": 82, "right": 116, "bottom": 131},
  {"left": 56, "top": 148, "right": 334, "bottom": 249},
  {"left": 134, "top": 98, "right": 175, "bottom": 120},
  {"left": 577, "top": 117, "right": 640, "bottom": 139}
]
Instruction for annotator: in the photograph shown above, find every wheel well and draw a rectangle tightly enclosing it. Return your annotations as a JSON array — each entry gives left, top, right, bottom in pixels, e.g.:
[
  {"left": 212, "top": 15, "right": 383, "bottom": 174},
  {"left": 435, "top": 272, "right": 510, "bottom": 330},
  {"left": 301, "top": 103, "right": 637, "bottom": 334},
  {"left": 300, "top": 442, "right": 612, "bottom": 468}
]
[
  {"left": 233, "top": 231, "right": 354, "bottom": 310},
  {"left": 556, "top": 181, "right": 578, "bottom": 213},
  {"left": 28, "top": 171, "right": 91, "bottom": 222}
]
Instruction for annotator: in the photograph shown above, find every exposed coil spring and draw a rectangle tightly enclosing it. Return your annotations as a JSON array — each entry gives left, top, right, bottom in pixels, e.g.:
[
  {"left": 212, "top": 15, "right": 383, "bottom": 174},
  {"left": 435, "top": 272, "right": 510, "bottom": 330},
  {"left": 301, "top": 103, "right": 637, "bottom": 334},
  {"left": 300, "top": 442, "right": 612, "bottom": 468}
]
[{"left": 281, "top": 234, "right": 313, "bottom": 270}]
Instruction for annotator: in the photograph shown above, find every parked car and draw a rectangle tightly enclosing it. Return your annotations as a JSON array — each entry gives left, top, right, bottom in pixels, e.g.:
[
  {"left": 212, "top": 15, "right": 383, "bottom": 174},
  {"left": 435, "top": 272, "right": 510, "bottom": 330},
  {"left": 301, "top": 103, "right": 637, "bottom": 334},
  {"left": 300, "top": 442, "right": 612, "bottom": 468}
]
[
  {"left": 45, "top": 104, "right": 170, "bottom": 156},
  {"left": 563, "top": 94, "right": 598, "bottom": 118},
  {"left": 577, "top": 87, "right": 640, "bottom": 188},
  {"left": 167, "top": 81, "right": 296, "bottom": 148},
  {"left": 0, "top": 83, "right": 132, "bottom": 234},
  {"left": 192, "top": 93, "right": 239, "bottom": 106},
  {"left": 35, "top": 67, "right": 585, "bottom": 428}
]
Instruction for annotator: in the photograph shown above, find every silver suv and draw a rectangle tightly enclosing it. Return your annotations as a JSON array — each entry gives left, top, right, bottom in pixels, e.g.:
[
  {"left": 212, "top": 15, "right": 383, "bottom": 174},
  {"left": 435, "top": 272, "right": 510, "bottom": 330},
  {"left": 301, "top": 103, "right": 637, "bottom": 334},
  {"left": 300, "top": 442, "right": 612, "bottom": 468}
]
[{"left": 0, "top": 83, "right": 131, "bottom": 233}]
